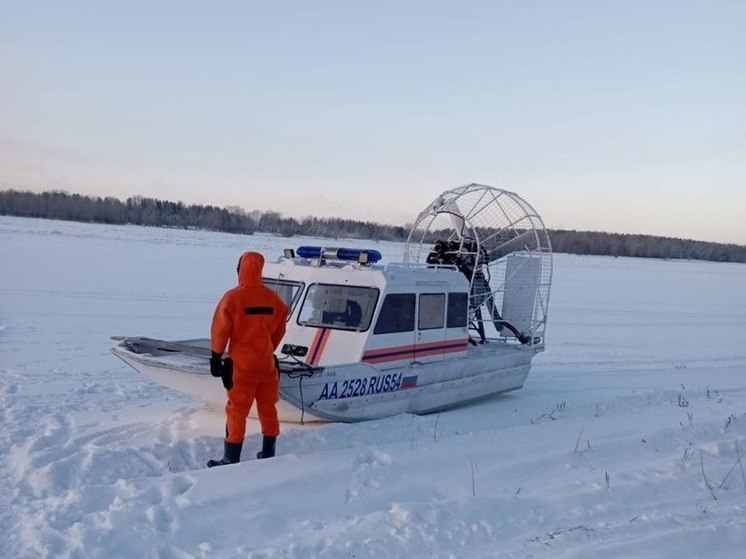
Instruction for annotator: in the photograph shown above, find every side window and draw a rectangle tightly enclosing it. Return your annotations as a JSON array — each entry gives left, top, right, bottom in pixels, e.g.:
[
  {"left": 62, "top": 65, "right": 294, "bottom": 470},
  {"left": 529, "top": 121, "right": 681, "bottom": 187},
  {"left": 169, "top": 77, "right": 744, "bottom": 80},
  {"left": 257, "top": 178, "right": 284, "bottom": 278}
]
[
  {"left": 418, "top": 293, "right": 445, "bottom": 330},
  {"left": 374, "top": 294, "right": 415, "bottom": 334},
  {"left": 447, "top": 292, "right": 468, "bottom": 328}
]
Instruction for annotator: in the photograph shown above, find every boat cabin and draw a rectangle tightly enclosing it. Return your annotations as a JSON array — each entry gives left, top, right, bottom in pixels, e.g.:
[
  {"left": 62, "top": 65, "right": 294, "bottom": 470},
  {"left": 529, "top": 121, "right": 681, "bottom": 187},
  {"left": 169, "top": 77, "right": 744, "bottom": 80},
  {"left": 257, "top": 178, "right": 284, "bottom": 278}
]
[{"left": 262, "top": 246, "right": 471, "bottom": 370}]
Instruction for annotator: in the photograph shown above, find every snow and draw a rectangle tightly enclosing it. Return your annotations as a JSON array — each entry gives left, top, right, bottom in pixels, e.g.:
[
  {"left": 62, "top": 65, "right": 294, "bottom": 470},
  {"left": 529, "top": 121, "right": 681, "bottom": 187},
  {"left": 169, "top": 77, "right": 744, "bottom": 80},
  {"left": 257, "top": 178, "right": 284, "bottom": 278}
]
[{"left": 2, "top": 215, "right": 746, "bottom": 558}]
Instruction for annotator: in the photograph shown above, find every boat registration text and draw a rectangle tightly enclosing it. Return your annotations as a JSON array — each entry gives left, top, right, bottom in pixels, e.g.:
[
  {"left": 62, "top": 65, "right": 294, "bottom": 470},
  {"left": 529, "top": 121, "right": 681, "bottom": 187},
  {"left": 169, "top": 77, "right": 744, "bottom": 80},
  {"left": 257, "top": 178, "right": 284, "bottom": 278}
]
[{"left": 318, "top": 372, "right": 416, "bottom": 400}]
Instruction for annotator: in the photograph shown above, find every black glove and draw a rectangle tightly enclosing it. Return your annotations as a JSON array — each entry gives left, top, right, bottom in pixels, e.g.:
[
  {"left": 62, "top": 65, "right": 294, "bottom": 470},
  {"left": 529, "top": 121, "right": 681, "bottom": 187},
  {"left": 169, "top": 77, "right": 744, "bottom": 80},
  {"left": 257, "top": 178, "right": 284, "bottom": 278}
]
[
  {"left": 222, "top": 358, "right": 234, "bottom": 391},
  {"left": 210, "top": 351, "right": 223, "bottom": 377}
]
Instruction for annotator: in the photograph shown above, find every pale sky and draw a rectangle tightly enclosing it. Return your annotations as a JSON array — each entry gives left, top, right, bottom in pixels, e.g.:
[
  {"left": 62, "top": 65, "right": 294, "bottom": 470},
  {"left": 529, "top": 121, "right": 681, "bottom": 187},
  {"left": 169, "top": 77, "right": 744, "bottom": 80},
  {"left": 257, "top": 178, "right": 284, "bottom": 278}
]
[{"left": 1, "top": 1, "right": 745, "bottom": 244}]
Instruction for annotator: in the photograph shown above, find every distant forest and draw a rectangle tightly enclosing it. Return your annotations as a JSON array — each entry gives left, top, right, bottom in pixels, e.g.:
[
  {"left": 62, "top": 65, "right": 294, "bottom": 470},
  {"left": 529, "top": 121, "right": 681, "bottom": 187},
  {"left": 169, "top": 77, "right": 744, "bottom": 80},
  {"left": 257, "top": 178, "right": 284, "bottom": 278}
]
[{"left": 2, "top": 189, "right": 745, "bottom": 263}]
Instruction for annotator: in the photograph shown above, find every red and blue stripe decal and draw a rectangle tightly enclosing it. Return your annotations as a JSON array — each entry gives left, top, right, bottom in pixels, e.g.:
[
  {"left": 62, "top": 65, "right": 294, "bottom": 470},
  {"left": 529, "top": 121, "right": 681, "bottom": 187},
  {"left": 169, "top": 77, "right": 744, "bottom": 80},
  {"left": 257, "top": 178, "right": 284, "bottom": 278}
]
[
  {"left": 306, "top": 328, "right": 331, "bottom": 366},
  {"left": 362, "top": 339, "right": 467, "bottom": 365}
]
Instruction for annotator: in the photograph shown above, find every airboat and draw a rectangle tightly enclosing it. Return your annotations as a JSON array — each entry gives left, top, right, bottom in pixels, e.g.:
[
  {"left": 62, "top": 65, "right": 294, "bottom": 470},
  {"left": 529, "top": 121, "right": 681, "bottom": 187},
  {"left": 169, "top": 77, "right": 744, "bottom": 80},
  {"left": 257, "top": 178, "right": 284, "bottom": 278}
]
[{"left": 112, "top": 184, "right": 553, "bottom": 422}]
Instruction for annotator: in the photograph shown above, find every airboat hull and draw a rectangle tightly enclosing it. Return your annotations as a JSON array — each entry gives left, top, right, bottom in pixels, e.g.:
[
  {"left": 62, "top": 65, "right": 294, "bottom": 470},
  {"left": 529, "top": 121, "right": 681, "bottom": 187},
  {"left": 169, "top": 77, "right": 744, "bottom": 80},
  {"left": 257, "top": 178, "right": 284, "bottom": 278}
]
[
  {"left": 285, "top": 345, "right": 536, "bottom": 421},
  {"left": 111, "top": 337, "right": 537, "bottom": 423},
  {"left": 111, "top": 342, "right": 322, "bottom": 422}
]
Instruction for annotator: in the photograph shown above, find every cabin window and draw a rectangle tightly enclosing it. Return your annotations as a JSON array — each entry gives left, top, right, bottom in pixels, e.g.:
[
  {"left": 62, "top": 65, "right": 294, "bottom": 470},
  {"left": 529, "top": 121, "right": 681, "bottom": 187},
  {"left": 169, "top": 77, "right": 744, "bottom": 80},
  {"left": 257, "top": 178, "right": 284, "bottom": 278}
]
[
  {"left": 447, "top": 292, "right": 468, "bottom": 328},
  {"left": 418, "top": 293, "right": 445, "bottom": 330},
  {"left": 297, "top": 284, "right": 378, "bottom": 331},
  {"left": 262, "top": 278, "right": 304, "bottom": 320},
  {"left": 374, "top": 293, "right": 415, "bottom": 334}
]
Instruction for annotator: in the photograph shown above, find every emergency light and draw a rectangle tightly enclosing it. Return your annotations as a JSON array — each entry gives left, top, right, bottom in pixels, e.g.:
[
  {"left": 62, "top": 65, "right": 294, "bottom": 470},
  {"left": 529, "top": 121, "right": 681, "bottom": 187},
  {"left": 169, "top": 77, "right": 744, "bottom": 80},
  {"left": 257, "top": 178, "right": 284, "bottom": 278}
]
[{"left": 296, "top": 246, "right": 382, "bottom": 264}]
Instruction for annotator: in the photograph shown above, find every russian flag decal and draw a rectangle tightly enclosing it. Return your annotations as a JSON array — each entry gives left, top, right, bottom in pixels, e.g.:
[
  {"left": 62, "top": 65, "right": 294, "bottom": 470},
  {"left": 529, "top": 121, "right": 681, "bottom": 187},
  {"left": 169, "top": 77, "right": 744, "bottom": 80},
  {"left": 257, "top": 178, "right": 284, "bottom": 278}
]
[{"left": 401, "top": 375, "right": 418, "bottom": 389}]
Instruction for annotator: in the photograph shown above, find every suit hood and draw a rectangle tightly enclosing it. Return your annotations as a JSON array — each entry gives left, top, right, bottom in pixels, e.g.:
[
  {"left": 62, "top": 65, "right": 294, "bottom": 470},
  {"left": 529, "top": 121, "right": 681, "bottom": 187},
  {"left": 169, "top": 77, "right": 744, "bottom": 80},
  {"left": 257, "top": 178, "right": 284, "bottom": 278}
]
[{"left": 237, "top": 251, "right": 264, "bottom": 286}]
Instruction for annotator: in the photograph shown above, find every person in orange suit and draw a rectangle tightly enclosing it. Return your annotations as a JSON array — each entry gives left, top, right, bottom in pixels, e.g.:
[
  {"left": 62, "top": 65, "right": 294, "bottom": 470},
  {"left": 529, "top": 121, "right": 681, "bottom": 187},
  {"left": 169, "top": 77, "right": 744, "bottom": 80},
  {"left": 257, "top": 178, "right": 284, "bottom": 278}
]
[{"left": 207, "top": 251, "right": 288, "bottom": 467}]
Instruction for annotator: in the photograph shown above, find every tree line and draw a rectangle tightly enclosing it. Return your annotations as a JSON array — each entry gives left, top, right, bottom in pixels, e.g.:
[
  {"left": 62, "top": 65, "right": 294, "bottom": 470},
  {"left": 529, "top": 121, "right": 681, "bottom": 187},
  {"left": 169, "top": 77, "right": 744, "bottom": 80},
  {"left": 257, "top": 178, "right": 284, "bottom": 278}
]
[
  {"left": 547, "top": 228, "right": 746, "bottom": 263},
  {"left": 0, "top": 189, "right": 409, "bottom": 242},
  {"left": 1, "top": 189, "right": 744, "bottom": 263}
]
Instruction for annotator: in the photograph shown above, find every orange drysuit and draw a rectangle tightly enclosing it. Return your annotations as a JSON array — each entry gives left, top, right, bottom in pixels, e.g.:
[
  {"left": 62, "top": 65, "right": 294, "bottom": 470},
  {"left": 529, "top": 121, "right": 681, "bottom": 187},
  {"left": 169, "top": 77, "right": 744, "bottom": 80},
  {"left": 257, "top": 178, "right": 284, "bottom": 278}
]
[{"left": 211, "top": 252, "right": 288, "bottom": 444}]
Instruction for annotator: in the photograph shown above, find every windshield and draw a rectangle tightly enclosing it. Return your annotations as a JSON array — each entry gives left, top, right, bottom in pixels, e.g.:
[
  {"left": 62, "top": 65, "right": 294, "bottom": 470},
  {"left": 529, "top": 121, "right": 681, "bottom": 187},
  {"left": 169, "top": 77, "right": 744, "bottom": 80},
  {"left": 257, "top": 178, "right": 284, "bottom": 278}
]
[
  {"left": 263, "top": 278, "right": 304, "bottom": 319},
  {"left": 298, "top": 284, "right": 379, "bottom": 331}
]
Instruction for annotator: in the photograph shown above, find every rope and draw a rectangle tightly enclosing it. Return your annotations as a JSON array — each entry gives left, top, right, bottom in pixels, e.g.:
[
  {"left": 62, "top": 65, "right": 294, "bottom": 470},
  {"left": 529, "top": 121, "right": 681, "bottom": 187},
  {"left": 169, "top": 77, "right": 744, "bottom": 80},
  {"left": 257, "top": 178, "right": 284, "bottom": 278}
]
[{"left": 279, "top": 354, "right": 316, "bottom": 426}]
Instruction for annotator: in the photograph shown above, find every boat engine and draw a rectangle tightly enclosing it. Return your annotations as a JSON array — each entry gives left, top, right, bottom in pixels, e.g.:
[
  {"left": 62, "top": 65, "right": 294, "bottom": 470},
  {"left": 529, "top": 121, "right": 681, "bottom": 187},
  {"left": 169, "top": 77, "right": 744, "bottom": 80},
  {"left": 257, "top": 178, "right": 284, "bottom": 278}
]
[{"left": 426, "top": 238, "right": 508, "bottom": 340}]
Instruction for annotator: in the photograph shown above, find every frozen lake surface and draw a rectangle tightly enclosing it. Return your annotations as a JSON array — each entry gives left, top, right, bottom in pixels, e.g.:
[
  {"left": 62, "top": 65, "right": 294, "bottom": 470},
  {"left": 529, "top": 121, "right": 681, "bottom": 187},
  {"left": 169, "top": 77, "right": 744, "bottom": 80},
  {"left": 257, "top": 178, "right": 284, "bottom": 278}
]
[{"left": 2, "top": 215, "right": 746, "bottom": 558}]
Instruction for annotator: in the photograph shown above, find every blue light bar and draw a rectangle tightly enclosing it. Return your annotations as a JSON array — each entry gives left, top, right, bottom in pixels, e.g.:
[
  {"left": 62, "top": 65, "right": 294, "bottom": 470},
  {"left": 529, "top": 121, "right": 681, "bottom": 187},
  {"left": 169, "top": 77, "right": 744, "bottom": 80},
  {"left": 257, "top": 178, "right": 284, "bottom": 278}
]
[{"left": 296, "top": 246, "right": 382, "bottom": 263}]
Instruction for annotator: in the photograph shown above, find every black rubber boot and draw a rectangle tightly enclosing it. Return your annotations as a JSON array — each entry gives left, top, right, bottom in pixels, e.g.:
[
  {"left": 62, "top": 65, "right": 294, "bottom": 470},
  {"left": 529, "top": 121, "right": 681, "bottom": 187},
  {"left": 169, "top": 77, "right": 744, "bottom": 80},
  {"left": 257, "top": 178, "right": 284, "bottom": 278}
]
[
  {"left": 207, "top": 441, "right": 242, "bottom": 468},
  {"left": 256, "top": 436, "right": 276, "bottom": 459}
]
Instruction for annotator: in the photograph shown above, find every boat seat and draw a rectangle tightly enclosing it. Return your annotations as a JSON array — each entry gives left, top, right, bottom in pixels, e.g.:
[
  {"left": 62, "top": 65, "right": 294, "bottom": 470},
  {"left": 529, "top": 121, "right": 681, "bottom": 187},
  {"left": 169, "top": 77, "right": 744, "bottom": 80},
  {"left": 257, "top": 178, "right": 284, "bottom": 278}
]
[
  {"left": 345, "top": 300, "right": 362, "bottom": 327},
  {"left": 321, "top": 300, "right": 363, "bottom": 328}
]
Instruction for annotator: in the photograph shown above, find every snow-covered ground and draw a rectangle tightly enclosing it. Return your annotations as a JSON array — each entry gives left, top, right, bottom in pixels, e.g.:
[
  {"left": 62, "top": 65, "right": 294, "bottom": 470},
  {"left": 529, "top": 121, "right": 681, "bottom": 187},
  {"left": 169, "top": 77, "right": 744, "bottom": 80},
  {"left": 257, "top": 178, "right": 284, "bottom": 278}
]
[{"left": 2, "top": 215, "right": 746, "bottom": 558}]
